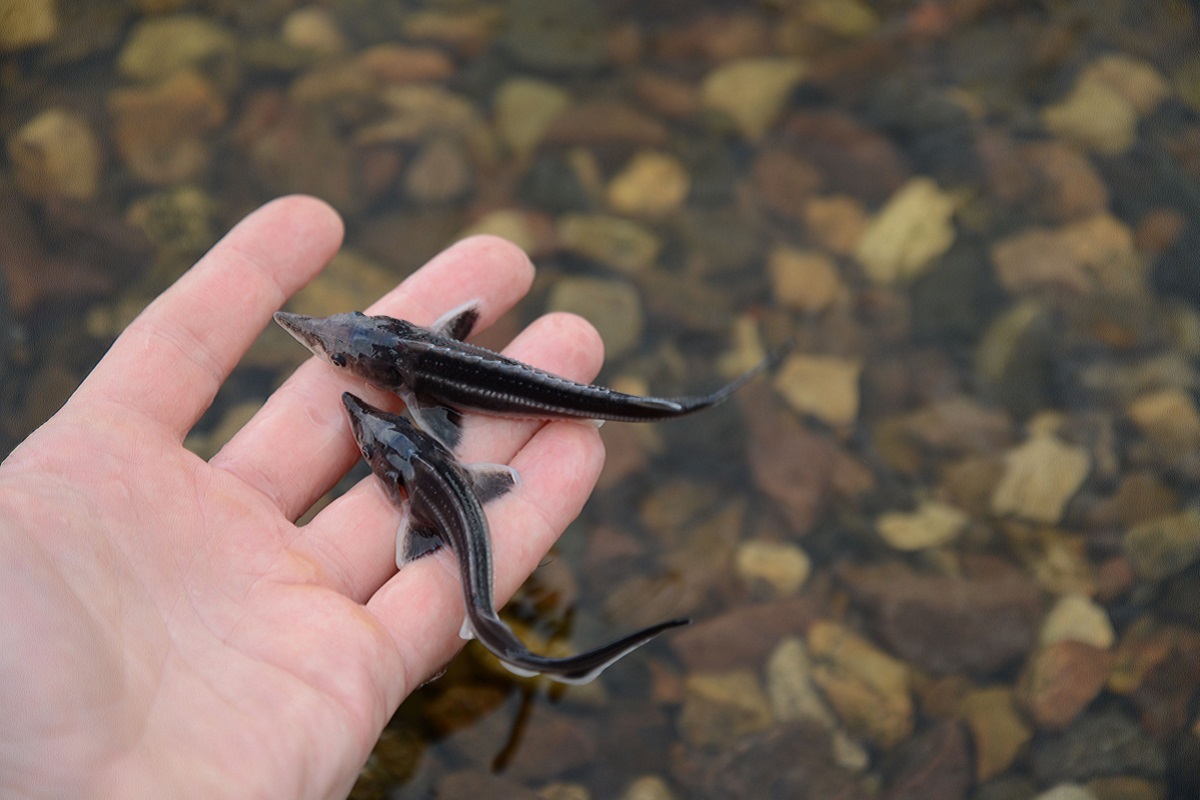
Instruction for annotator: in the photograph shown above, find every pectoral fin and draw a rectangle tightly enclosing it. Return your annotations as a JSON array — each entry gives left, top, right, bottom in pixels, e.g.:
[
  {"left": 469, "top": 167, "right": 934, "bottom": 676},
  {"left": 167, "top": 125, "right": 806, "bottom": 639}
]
[
  {"left": 396, "top": 506, "right": 445, "bottom": 568},
  {"left": 403, "top": 392, "right": 464, "bottom": 451},
  {"left": 465, "top": 462, "right": 521, "bottom": 504},
  {"left": 431, "top": 299, "right": 482, "bottom": 341}
]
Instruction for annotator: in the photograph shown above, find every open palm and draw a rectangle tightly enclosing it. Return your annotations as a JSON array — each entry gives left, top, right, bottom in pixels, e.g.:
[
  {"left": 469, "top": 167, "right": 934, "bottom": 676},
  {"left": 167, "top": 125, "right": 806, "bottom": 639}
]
[{"left": 0, "top": 197, "right": 605, "bottom": 798}]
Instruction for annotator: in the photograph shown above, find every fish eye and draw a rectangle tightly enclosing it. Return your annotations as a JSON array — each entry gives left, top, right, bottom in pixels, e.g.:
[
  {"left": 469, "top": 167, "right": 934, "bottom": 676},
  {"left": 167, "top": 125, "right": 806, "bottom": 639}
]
[
  {"left": 361, "top": 444, "right": 375, "bottom": 459},
  {"left": 330, "top": 353, "right": 348, "bottom": 368}
]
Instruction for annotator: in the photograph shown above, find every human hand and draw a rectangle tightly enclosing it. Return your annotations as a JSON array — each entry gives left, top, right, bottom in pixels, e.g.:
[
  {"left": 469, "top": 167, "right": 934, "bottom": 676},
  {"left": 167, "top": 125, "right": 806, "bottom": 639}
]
[{"left": 0, "top": 196, "right": 606, "bottom": 799}]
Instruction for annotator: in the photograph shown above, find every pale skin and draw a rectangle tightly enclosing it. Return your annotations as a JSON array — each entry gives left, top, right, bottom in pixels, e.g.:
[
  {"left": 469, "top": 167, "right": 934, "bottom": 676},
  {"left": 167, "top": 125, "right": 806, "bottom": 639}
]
[{"left": 0, "top": 196, "right": 606, "bottom": 799}]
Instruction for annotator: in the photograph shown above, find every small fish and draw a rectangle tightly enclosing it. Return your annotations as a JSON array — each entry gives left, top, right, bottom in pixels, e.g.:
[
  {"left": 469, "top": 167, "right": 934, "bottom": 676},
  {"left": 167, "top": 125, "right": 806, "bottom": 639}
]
[
  {"left": 276, "top": 301, "right": 786, "bottom": 450},
  {"left": 342, "top": 392, "right": 689, "bottom": 684}
]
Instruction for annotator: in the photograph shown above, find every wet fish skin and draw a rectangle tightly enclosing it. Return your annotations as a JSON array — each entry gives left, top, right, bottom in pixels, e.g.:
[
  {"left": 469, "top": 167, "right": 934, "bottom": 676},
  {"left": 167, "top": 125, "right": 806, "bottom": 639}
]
[
  {"left": 276, "top": 302, "right": 787, "bottom": 450},
  {"left": 341, "top": 392, "right": 689, "bottom": 684}
]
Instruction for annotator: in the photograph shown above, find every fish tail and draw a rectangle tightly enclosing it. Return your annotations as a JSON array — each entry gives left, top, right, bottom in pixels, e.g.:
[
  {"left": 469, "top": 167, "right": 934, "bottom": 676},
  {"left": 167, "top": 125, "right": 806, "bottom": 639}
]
[
  {"left": 675, "top": 338, "right": 795, "bottom": 413},
  {"left": 468, "top": 612, "right": 690, "bottom": 685}
]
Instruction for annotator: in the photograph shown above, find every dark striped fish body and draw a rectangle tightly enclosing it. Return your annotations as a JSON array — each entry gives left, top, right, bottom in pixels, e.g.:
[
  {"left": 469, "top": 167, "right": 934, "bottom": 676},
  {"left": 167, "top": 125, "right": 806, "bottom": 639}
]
[{"left": 341, "top": 393, "right": 688, "bottom": 684}]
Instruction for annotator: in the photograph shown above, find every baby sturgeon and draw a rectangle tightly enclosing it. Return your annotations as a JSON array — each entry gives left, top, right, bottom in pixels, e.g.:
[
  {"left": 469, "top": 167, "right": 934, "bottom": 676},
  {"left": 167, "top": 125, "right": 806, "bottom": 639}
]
[
  {"left": 342, "top": 392, "right": 688, "bottom": 684},
  {"left": 277, "top": 301, "right": 782, "bottom": 450}
]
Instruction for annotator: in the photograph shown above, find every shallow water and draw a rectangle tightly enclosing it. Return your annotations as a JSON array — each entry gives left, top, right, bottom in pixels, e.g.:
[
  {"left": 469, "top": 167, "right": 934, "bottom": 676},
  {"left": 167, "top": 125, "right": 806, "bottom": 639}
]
[{"left": 3, "top": 1, "right": 1200, "bottom": 798}]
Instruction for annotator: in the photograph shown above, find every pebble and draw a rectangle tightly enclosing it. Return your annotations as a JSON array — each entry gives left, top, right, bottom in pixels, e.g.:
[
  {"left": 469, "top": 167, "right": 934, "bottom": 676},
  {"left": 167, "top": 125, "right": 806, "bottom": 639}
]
[
  {"left": 1123, "top": 509, "right": 1200, "bottom": 582},
  {"left": 108, "top": 70, "right": 227, "bottom": 185},
  {"left": 808, "top": 620, "right": 914, "bottom": 749},
  {"left": 404, "top": 138, "right": 471, "bottom": 204},
  {"left": 735, "top": 540, "right": 811, "bottom": 597},
  {"left": 772, "top": 354, "right": 862, "bottom": 429},
  {"left": 751, "top": 148, "right": 822, "bottom": 220},
  {"left": 678, "top": 670, "right": 775, "bottom": 747},
  {"left": 1126, "top": 388, "right": 1200, "bottom": 449},
  {"left": 1042, "top": 80, "right": 1136, "bottom": 155},
  {"left": 359, "top": 43, "right": 455, "bottom": 84},
  {"left": 358, "top": 85, "right": 482, "bottom": 145},
  {"left": 883, "top": 720, "right": 971, "bottom": 800},
  {"left": 7, "top": 107, "right": 103, "bottom": 201},
  {"left": 958, "top": 687, "right": 1032, "bottom": 781},
  {"left": 543, "top": 99, "right": 668, "bottom": 146},
  {"left": 493, "top": 77, "right": 571, "bottom": 159},
  {"left": 1040, "top": 593, "right": 1115, "bottom": 649},
  {"left": 990, "top": 227, "right": 1090, "bottom": 294},
  {"left": 606, "top": 151, "right": 690, "bottom": 218},
  {"left": 633, "top": 72, "right": 700, "bottom": 119},
  {"left": 0, "top": 0, "right": 57, "bottom": 51},
  {"left": 839, "top": 560, "right": 1044, "bottom": 676},
  {"left": 991, "top": 434, "right": 1091, "bottom": 524},
  {"left": 117, "top": 13, "right": 237, "bottom": 84},
  {"left": 669, "top": 595, "right": 818, "bottom": 672},
  {"left": 876, "top": 500, "right": 967, "bottom": 551},
  {"left": 1020, "top": 141, "right": 1110, "bottom": 223},
  {"left": 501, "top": 706, "right": 598, "bottom": 783},
  {"left": 767, "top": 246, "right": 843, "bottom": 313},
  {"left": 538, "top": 783, "right": 589, "bottom": 800},
  {"left": 1031, "top": 710, "right": 1165, "bottom": 785},
  {"left": 286, "top": 249, "right": 399, "bottom": 318},
  {"left": 765, "top": 637, "right": 836, "bottom": 726},
  {"left": 457, "top": 209, "right": 554, "bottom": 257},
  {"left": 1035, "top": 786, "right": 1097, "bottom": 800},
  {"left": 1077, "top": 54, "right": 1170, "bottom": 118},
  {"left": 701, "top": 57, "right": 807, "bottom": 140},
  {"left": 620, "top": 775, "right": 675, "bottom": 800},
  {"left": 654, "top": 12, "right": 769, "bottom": 61},
  {"left": 1018, "top": 641, "right": 1113, "bottom": 730},
  {"left": 855, "top": 177, "right": 958, "bottom": 283},
  {"left": 803, "top": 195, "right": 869, "bottom": 256},
  {"left": 556, "top": 214, "right": 661, "bottom": 274},
  {"left": 280, "top": 7, "right": 347, "bottom": 57},
  {"left": 546, "top": 276, "right": 643, "bottom": 359},
  {"left": 499, "top": 0, "right": 607, "bottom": 75}
]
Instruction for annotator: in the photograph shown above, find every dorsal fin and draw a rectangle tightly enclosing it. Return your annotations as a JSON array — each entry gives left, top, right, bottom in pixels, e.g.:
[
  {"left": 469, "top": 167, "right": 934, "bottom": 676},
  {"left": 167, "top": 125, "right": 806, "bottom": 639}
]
[{"left": 430, "top": 299, "right": 482, "bottom": 341}]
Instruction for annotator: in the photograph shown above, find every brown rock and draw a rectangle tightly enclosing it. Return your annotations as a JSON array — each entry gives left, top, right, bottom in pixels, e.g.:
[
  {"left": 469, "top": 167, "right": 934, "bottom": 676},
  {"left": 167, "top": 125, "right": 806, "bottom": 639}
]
[
  {"left": 803, "top": 194, "right": 869, "bottom": 256},
  {"left": 1021, "top": 141, "right": 1110, "bottom": 223},
  {"left": 7, "top": 108, "right": 104, "bottom": 201},
  {"left": 109, "top": 70, "right": 227, "bottom": 185},
  {"left": 781, "top": 111, "right": 909, "bottom": 205},
  {"left": 669, "top": 596, "right": 819, "bottom": 672},
  {"left": 1018, "top": 641, "right": 1114, "bottom": 730},
  {"left": 882, "top": 721, "right": 971, "bottom": 800},
  {"left": 959, "top": 687, "right": 1032, "bottom": 781},
  {"left": 437, "top": 770, "right": 542, "bottom": 800},
  {"left": 654, "top": 12, "right": 770, "bottom": 61},
  {"left": 752, "top": 148, "right": 823, "bottom": 220},
  {"left": 991, "top": 227, "right": 1088, "bottom": 294},
  {"left": 633, "top": 72, "right": 700, "bottom": 119},
  {"left": 1134, "top": 207, "right": 1187, "bottom": 255},
  {"left": 501, "top": 706, "right": 598, "bottom": 782},
  {"left": 678, "top": 671, "right": 774, "bottom": 747},
  {"left": 404, "top": 138, "right": 471, "bottom": 203},
  {"left": 544, "top": 99, "right": 668, "bottom": 146},
  {"left": 358, "top": 43, "right": 454, "bottom": 83},
  {"left": 839, "top": 560, "right": 1045, "bottom": 676}
]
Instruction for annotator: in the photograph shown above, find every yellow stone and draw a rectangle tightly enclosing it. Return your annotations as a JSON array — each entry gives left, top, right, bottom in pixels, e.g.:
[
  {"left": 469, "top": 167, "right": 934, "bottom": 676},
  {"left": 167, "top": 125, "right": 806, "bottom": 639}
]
[
  {"left": 768, "top": 246, "right": 843, "bottom": 312},
  {"left": 773, "top": 354, "right": 861, "bottom": 428},
  {"left": 877, "top": 501, "right": 968, "bottom": 551},
  {"left": 856, "top": 177, "right": 958, "bottom": 283}
]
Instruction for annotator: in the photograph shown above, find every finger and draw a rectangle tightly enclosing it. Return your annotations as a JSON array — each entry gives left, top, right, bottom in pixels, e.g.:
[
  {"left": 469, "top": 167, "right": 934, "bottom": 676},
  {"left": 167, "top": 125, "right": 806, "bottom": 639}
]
[
  {"left": 293, "top": 311, "right": 605, "bottom": 602},
  {"left": 367, "top": 419, "right": 604, "bottom": 696},
  {"left": 210, "top": 235, "right": 536, "bottom": 521},
  {"left": 72, "top": 196, "right": 344, "bottom": 438}
]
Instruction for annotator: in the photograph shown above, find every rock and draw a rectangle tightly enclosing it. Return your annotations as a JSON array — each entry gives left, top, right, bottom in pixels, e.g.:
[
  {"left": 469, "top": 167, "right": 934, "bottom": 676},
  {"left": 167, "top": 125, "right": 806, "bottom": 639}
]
[
  {"left": 742, "top": 384, "right": 875, "bottom": 536},
  {"left": 1124, "top": 510, "right": 1200, "bottom": 581},
  {"left": 991, "top": 228, "right": 1089, "bottom": 294},
  {"left": 766, "top": 637, "right": 836, "bottom": 726},
  {"left": 768, "top": 247, "right": 843, "bottom": 313},
  {"left": 856, "top": 178, "right": 959, "bottom": 283},
  {"left": 654, "top": 12, "right": 769, "bottom": 61},
  {"left": 1034, "top": 786, "right": 1097, "bottom": 800},
  {"left": 1040, "top": 594, "right": 1115, "bottom": 649},
  {"left": 674, "top": 207, "right": 763, "bottom": 275},
  {"left": 499, "top": 0, "right": 606, "bottom": 75},
  {"left": 0, "top": 0, "right": 57, "bottom": 51},
  {"left": 493, "top": 77, "right": 570, "bottom": 159},
  {"left": 678, "top": 670, "right": 774, "bottom": 747},
  {"left": 404, "top": 138, "right": 471, "bottom": 204},
  {"left": 1175, "top": 55, "right": 1200, "bottom": 113},
  {"left": 876, "top": 501, "right": 967, "bottom": 551},
  {"left": 1084, "top": 777, "right": 1162, "bottom": 800},
  {"left": 109, "top": 70, "right": 226, "bottom": 185},
  {"left": 1018, "top": 641, "right": 1113, "bottom": 730},
  {"left": 403, "top": 6, "right": 502, "bottom": 56},
  {"left": 543, "top": 99, "right": 668, "bottom": 146},
  {"left": 839, "top": 560, "right": 1045, "bottom": 676},
  {"left": 701, "top": 57, "right": 806, "bottom": 140},
  {"left": 1127, "top": 389, "right": 1200, "bottom": 450},
  {"left": 959, "top": 687, "right": 1033, "bottom": 781},
  {"left": 556, "top": 214, "right": 661, "bottom": 274},
  {"left": 359, "top": 43, "right": 454, "bottom": 83},
  {"left": 457, "top": 209, "right": 554, "bottom": 257},
  {"left": 808, "top": 621, "right": 914, "bottom": 749},
  {"left": 1042, "top": 80, "right": 1136, "bottom": 155},
  {"left": 975, "top": 300, "right": 1058, "bottom": 417},
  {"left": 991, "top": 435, "right": 1090, "bottom": 524},
  {"left": 438, "top": 770, "right": 542, "bottom": 800},
  {"left": 357, "top": 85, "right": 483, "bottom": 145},
  {"left": 538, "top": 783, "right": 590, "bottom": 800},
  {"left": 781, "top": 112, "right": 909, "bottom": 206},
  {"left": 736, "top": 540, "right": 811, "bottom": 597},
  {"left": 501, "top": 706, "right": 598, "bottom": 783},
  {"left": 1020, "top": 141, "right": 1110, "bottom": 223},
  {"left": 117, "top": 14, "right": 237, "bottom": 85},
  {"left": 620, "top": 775, "right": 675, "bottom": 800},
  {"left": 606, "top": 151, "right": 690, "bottom": 217},
  {"left": 882, "top": 720, "right": 971, "bottom": 800},
  {"left": 545, "top": 276, "right": 642, "bottom": 359},
  {"left": 803, "top": 195, "right": 869, "bottom": 257},
  {"left": 669, "top": 596, "right": 819, "bottom": 672},
  {"left": 1031, "top": 710, "right": 1165, "bottom": 785},
  {"left": 772, "top": 354, "right": 862, "bottom": 429},
  {"left": 1077, "top": 54, "right": 1170, "bottom": 118},
  {"left": 7, "top": 108, "right": 103, "bottom": 201},
  {"left": 751, "top": 148, "right": 823, "bottom": 220},
  {"left": 633, "top": 72, "right": 700, "bottom": 119},
  {"left": 280, "top": 7, "right": 347, "bottom": 57}
]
